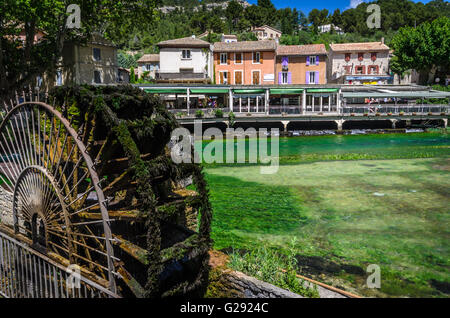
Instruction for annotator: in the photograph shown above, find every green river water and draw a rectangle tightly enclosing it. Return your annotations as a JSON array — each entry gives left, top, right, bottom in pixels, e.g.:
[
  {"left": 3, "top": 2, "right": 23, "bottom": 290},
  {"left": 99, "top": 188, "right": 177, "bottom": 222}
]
[{"left": 198, "top": 130, "right": 450, "bottom": 297}]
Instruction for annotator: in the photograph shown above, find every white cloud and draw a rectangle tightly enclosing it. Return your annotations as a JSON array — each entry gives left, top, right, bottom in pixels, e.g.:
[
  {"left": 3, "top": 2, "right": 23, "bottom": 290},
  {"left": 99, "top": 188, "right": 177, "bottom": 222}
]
[{"left": 349, "top": 0, "right": 364, "bottom": 9}]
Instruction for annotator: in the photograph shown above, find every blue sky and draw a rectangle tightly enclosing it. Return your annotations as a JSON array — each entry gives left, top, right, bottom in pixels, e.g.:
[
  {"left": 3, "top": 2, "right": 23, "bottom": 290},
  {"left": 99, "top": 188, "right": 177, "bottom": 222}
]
[{"left": 246, "top": 0, "right": 434, "bottom": 14}]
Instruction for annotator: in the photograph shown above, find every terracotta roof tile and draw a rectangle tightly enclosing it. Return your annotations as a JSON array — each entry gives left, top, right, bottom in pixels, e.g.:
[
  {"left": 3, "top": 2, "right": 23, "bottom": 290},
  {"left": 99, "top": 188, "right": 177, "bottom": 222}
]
[
  {"left": 330, "top": 42, "right": 390, "bottom": 52},
  {"left": 137, "top": 54, "right": 160, "bottom": 63},
  {"left": 157, "top": 36, "right": 211, "bottom": 48},
  {"left": 213, "top": 40, "right": 277, "bottom": 52},
  {"left": 277, "top": 44, "right": 327, "bottom": 56}
]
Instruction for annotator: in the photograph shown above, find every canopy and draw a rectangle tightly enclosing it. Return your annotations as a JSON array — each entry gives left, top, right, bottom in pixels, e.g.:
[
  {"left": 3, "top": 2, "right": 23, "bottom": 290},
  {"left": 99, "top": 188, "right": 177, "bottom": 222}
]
[
  {"left": 270, "top": 88, "right": 304, "bottom": 95},
  {"left": 306, "top": 88, "right": 339, "bottom": 93},
  {"left": 233, "top": 89, "right": 266, "bottom": 94},
  {"left": 190, "top": 89, "right": 229, "bottom": 94},
  {"left": 144, "top": 88, "right": 187, "bottom": 94},
  {"left": 342, "top": 91, "right": 450, "bottom": 99}
]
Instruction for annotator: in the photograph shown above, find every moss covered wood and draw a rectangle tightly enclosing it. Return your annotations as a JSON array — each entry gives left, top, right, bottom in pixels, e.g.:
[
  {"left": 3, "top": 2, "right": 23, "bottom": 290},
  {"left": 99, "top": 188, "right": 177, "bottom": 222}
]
[{"left": 49, "top": 85, "right": 212, "bottom": 298}]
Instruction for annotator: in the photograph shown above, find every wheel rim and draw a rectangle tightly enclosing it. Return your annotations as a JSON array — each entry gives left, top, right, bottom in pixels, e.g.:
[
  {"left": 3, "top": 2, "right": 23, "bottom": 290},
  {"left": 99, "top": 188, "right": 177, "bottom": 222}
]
[{"left": 0, "top": 100, "right": 117, "bottom": 293}]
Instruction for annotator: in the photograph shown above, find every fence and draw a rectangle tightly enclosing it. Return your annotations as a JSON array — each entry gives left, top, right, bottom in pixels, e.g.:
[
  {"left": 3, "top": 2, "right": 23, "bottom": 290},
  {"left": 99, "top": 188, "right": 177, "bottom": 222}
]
[
  {"left": 0, "top": 230, "right": 119, "bottom": 298},
  {"left": 342, "top": 104, "right": 449, "bottom": 115}
]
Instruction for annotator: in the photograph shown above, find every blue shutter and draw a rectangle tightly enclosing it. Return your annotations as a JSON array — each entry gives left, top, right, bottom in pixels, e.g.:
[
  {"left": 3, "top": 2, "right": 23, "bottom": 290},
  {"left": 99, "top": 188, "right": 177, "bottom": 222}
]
[
  {"left": 278, "top": 72, "right": 282, "bottom": 84},
  {"left": 315, "top": 71, "right": 319, "bottom": 84},
  {"left": 288, "top": 72, "right": 292, "bottom": 84},
  {"left": 306, "top": 71, "right": 310, "bottom": 84},
  {"left": 306, "top": 56, "right": 310, "bottom": 66},
  {"left": 316, "top": 56, "right": 320, "bottom": 66}
]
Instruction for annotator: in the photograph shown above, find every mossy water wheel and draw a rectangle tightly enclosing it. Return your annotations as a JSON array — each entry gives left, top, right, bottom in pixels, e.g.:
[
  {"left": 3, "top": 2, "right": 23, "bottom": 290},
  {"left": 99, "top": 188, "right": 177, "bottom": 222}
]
[{"left": 0, "top": 85, "right": 212, "bottom": 298}]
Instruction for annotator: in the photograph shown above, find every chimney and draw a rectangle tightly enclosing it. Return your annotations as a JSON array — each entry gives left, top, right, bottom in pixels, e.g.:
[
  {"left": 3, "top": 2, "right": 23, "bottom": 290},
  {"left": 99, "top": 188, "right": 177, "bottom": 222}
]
[{"left": 381, "top": 37, "right": 385, "bottom": 44}]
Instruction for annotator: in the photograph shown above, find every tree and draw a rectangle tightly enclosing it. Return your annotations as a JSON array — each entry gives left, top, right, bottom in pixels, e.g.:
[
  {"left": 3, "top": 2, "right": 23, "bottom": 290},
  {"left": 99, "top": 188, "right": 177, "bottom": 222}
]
[
  {"left": 225, "top": 0, "right": 244, "bottom": 32},
  {"left": 308, "top": 9, "right": 329, "bottom": 30},
  {"left": 0, "top": 0, "right": 160, "bottom": 96},
  {"left": 391, "top": 17, "right": 450, "bottom": 84}
]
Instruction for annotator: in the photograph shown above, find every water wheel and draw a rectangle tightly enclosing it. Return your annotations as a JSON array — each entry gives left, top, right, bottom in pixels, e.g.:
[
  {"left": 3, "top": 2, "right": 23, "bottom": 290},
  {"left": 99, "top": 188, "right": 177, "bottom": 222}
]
[{"left": 0, "top": 85, "right": 212, "bottom": 297}]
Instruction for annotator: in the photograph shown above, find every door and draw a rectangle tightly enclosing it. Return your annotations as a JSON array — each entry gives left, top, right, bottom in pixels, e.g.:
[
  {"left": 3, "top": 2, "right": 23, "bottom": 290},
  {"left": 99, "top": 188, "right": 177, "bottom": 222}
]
[
  {"left": 252, "top": 71, "right": 260, "bottom": 85},
  {"left": 235, "top": 71, "right": 243, "bottom": 85}
]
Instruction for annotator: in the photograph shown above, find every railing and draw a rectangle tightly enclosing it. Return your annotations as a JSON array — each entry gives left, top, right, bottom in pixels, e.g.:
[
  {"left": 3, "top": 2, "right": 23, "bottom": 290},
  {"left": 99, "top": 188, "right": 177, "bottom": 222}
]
[
  {"left": 342, "top": 104, "right": 450, "bottom": 115},
  {"left": 156, "top": 72, "right": 208, "bottom": 80},
  {"left": 0, "top": 230, "right": 119, "bottom": 298}
]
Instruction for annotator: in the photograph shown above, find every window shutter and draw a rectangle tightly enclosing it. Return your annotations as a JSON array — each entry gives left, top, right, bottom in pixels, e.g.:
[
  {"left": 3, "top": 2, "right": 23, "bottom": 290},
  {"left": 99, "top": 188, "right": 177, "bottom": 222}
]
[
  {"left": 227, "top": 54, "right": 230, "bottom": 65},
  {"left": 142, "top": 65, "right": 146, "bottom": 72},
  {"left": 220, "top": 72, "right": 224, "bottom": 84},
  {"left": 316, "top": 56, "right": 319, "bottom": 66},
  {"left": 288, "top": 72, "right": 292, "bottom": 84},
  {"left": 260, "top": 52, "right": 263, "bottom": 64},
  {"left": 315, "top": 71, "right": 319, "bottom": 84},
  {"left": 306, "top": 56, "right": 310, "bottom": 66},
  {"left": 362, "top": 66, "right": 366, "bottom": 74},
  {"left": 278, "top": 72, "right": 282, "bottom": 84},
  {"left": 306, "top": 71, "right": 310, "bottom": 84}
]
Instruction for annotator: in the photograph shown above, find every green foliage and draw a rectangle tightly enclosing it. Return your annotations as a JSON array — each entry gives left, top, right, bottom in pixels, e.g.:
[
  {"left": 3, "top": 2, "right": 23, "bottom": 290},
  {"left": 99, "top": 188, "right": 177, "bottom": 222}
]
[
  {"left": 229, "top": 242, "right": 320, "bottom": 298},
  {"left": 130, "top": 67, "right": 136, "bottom": 84},
  {"left": 0, "top": 0, "right": 160, "bottom": 95},
  {"left": 391, "top": 16, "right": 450, "bottom": 84},
  {"left": 227, "top": 111, "right": 236, "bottom": 127},
  {"left": 214, "top": 109, "right": 224, "bottom": 118},
  {"left": 195, "top": 110, "right": 204, "bottom": 118}
]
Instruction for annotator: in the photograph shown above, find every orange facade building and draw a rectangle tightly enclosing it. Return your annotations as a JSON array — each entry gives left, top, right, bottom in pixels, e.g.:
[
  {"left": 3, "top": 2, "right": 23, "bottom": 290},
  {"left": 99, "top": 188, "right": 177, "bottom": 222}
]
[
  {"left": 213, "top": 41, "right": 277, "bottom": 85},
  {"left": 275, "top": 44, "right": 328, "bottom": 85}
]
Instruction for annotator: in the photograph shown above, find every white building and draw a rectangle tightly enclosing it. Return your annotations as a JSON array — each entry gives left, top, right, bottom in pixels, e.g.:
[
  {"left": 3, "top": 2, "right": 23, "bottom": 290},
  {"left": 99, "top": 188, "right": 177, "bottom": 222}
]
[
  {"left": 156, "top": 36, "right": 213, "bottom": 83},
  {"left": 251, "top": 25, "right": 282, "bottom": 42},
  {"left": 328, "top": 40, "right": 393, "bottom": 85},
  {"left": 318, "top": 24, "right": 344, "bottom": 35},
  {"left": 221, "top": 34, "right": 238, "bottom": 43}
]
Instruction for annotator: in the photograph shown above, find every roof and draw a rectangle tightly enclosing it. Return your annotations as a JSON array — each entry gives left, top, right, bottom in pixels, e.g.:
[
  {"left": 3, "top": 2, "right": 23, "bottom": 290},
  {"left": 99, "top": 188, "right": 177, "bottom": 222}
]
[
  {"left": 157, "top": 36, "right": 211, "bottom": 48},
  {"left": 213, "top": 40, "right": 277, "bottom": 52},
  {"left": 277, "top": 44, "right": 327, "bottom": 56},
  {"left": 330, "top": 42, "right": 389, "bottom": 52},
  {"left": 137, "top": 54, "right": 160, "bottom": 63},
  {"left": 252, "top": 25, "right": 282, "bottom": 34},
  {"left": 222, "top": 34, "right": 238, "bottom": 39}
]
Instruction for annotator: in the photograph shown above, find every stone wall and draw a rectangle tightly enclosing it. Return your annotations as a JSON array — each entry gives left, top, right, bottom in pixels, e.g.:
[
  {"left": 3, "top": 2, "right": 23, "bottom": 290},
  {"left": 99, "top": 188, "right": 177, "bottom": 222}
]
[
  {"left": 0, "top": 187, "right": 13, "bottom": 226},
  {"left": 207, "top": 266, "right": 302, "bottom": 298}
]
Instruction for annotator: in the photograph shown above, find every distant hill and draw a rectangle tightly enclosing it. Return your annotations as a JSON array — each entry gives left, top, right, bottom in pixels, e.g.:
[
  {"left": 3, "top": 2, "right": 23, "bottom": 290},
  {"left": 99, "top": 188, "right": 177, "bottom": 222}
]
[{"left": 159, "top": 0, "right": 250, "bottom": 13}]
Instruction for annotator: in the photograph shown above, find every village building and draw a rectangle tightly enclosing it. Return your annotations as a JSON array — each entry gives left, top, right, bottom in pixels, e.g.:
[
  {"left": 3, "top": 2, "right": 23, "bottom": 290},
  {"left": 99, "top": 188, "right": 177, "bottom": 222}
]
[
  {"left": 328, "top": 40, "right": 392, "bottom": 85},
  {"left": 51, "top": 34, "right": 120, "bottom": 87},
  {"left": 221, "top": 34, "right": 238, "bottom": 43},
  {"left": 275, "top": 44, "right": 328, "bottom": 85},
  {"left": 137, "top": 54, "right": 160, "bottom": 80},
  {"left": 156, "top": 36, "right": 213, "bottom": 83},
  {"left": 213, "top": 40, "right": 277, "bottom": 85},
  {"left": 318, "top": 24, "right": 344, "bottom": 35},
  {"left": 251, "top": 25, "right": 282, "bottom": 42}
]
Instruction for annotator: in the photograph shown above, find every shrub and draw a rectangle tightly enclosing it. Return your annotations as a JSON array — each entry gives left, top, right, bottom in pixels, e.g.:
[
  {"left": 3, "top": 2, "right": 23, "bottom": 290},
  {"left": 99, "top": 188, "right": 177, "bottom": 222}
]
[
  {"left": 214, "top": 109, "right": 224, "bottom": 118},
  {"left": 399, "top": 112, "right": 405, "bottom": 116},
  {"left": 228, "top": 111, "right": 236, "bottom": 127},
  {"left": 195, "top": 110, "right": 204, "bottom": 118},
  {"left": 176, "top": 112, "right": 184, "bottom": 118},
  {"left": 375, "top": 113, "right": 381, "bottom": 116}
]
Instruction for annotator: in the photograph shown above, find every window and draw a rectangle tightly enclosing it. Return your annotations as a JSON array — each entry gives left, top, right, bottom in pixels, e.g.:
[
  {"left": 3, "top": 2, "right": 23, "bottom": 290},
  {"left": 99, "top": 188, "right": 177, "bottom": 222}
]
[
  {"left": 252, "top": 71, "right": 260, "bottom": 85},
  {"left": 253, "top": 52, "right": 261, "bottom": 64},
  {"left": 309, "top": 71, "right": 316, "bottom": 84},
  {"left": 220, "top": 53, "right": 228, "bottom": 65},
  {"left": 368, "top": 65, "right": 379, "bottom": 74},
  {"left": 235, "top": 53, "right": 242, "bottom": 64},
  {"left": 93, "top": 48, "right": 101, "bottom": 61},
  {"left": 358, "top": 53, "right": 364, "bottom": 61},
  {"left": 343, "top": 65, "right": 352, "bottom": 75},
  {"left": 94, "top": 70, "right": 102, "bottom": 84},
  {"left": 355, "top": 66, "right": 365, "bottom": 74},
  {"left": 219, "top": 71, "right": 228, "bottom": 84},
  {"left": 146, "top": 64, "right": 153, "bottom": 71},
  {"left": 234, "top": 71, "right": 243, "bottom": 85},
  {"left": 309, "top": 56, "right": 316, "bottom": 65},
  {"left": 345, "top": 53, "right": 351, "bottom": 62},
  {"left": 371, "top": 52, "right": 377, "bottom": 61},
  {"left": 281, "top": 72, "right": 289, "bottom": 84},
  {"left": 182, "top": 50, "right": 191, "bottom": 59}
]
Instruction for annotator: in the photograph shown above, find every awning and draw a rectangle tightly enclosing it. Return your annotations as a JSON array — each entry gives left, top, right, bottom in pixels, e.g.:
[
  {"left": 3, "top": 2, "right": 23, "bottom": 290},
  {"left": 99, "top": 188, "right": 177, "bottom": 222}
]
[
  {"left": 233, "top": 89, "right": 266, "bottom": 94},
  {"left": 270, "top": 88, "right": 304, "bottom": 95},
  {"left": 306, "top": 88, "right": 339, "bottom": 93},
  {"left": 342, "top": 91, "right": 450, "bottom": 99},
  {"left": 144, "top": 88, "right": 187, "bottom": 94},
  {"left": 190, "top": 89, "right": 229, "bottom": 94}
]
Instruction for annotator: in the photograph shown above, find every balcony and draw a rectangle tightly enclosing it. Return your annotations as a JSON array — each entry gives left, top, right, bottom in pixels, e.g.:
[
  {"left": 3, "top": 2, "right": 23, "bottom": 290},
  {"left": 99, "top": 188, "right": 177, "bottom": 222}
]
[{"left": 155, "top": 71, "right": 210, "bottom": 83}]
